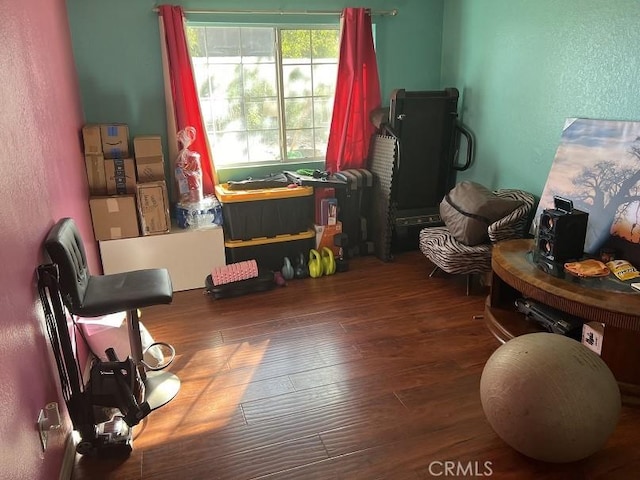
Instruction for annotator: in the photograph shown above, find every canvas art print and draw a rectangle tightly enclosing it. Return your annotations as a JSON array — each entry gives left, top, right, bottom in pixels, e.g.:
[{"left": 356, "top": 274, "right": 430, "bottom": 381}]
[{"left": 533, "top": 118, "right": 640, "bottom": 266}]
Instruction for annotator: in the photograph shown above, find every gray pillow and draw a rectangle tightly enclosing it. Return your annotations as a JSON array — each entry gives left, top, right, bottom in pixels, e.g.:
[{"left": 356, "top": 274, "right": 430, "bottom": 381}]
[{"left": 440, "top": 181, "right": 522, "bottom": 246}]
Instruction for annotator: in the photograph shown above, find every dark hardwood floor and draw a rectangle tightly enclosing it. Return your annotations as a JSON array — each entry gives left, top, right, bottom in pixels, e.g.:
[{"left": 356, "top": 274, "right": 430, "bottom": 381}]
[{"left": 71, "top": 250, "right": 640, "bottom": 479}]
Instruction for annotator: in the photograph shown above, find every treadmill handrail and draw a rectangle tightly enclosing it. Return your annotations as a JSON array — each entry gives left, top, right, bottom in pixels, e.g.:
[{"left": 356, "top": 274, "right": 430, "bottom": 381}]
[{"left": 453, "top": 122, "right": 474, "bottom": 171}]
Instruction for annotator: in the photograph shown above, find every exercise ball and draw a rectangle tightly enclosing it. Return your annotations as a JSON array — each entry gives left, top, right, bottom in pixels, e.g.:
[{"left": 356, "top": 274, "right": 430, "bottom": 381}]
[{"left": 480, "top": 332, "right": 621, "bottom": 463}]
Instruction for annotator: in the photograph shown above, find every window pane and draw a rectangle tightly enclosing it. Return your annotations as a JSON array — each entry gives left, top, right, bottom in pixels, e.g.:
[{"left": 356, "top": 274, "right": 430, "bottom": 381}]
[
  {"left": 210, "top": 99, "right": 245, "bottom": 132},
  {"left": 281, "top": 30, "right": 310, "bottom": 64},
  {"left": 283, "top": 65, "right": 312, "bottom": 97},
  {"left": 193, "top": 62, "right": 213, "bottom": 97},
  {"left": 245, "top": 99, "right": 279, "bottom": 130},
  {"left": 285, "top": 98, "right": 312, "bottom": 129},
  {"left": 312, "top": 64, "right": 337, "bottom": 96},
  {"left": 242, "top": 65, "right": 277, "bottom": 99},
  {"left": 195, "top": 64, "right": 242, "bottom": 98},
  {"left": 205, "top": 27, "right": 240, "bottom": 57},
  {"left": 241, "top": 28, "right": 275, "bottom": 61},
  {"left": 211, "top": 131, "right": 248, "bottom": 165},
  {"left": 199, "top": 97, "right": 214, "bottom": 124},
  {"left": 311, "top": 30, "right": 340, "bottom": 62},
  {"left": 313, "top": 98, "right": 333, "bottom": 128},
  {"left": 286, "top": 129, "right": 315, "bottom": 159},
  {"left": 248, "top": 131, "right": 281, "bottom": 162},
  {"left": 187, "top": 27, "right": 206, "bottom": 57},
  {"left": 314, "top": 127, "right": 330, "bottom": 155}
]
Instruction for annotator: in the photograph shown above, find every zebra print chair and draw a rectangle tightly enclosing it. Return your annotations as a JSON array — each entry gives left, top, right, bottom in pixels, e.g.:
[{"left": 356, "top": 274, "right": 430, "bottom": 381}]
[{"left": 419, "top": 189, "right": 535, "bottom": 295}]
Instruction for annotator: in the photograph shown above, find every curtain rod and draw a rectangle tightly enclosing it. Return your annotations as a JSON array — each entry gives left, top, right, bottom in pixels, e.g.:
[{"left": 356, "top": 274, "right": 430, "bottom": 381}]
[{"left": 153, "top": 7, "right": 398, "bottom": 17}]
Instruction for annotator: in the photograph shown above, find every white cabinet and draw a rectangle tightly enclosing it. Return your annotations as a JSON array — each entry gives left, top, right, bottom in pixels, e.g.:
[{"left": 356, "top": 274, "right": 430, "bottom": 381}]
[{"left": 99, "top": 225, "right": 225, "bottom": 291}]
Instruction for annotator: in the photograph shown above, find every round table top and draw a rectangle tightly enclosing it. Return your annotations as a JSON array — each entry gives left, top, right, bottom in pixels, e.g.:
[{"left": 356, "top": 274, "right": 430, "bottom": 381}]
[{"left": 492, "top": 239, "right": 640, "bottom": 324}]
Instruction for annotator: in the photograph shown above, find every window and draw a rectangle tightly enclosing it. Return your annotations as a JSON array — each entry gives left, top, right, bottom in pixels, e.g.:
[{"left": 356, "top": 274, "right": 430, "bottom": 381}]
[{"left": 187, "top": 25, "right": 340, "bottom": 167}]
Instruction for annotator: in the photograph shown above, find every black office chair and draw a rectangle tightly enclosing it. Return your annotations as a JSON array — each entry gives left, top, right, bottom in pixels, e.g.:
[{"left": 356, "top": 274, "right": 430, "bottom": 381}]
[{"left": 44, "top": 217, "right": 180, "bottom": 411}]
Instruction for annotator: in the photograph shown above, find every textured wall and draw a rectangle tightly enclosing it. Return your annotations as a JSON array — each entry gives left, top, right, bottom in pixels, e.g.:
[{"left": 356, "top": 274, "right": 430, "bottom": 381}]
[
  {"left": 66, "top": 0, "right": 444, "bottom": 181},
  {"left": 0, "top": 0, "right": 98, "bottom": 478},
  {"left": 442, "top": 0, "right": 640, "bottom": 196}
]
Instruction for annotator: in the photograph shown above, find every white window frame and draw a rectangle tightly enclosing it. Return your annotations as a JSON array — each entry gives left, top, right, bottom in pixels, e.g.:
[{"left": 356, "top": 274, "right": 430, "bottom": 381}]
[{"left": 188, "top": 23, "right": 340, "bottom": 169}]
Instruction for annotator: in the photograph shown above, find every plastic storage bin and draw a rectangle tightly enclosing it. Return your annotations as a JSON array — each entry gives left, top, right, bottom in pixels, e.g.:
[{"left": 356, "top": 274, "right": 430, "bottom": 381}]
[
  {"left": 215, "top": 183, "right": 314, "bottom": 241},
  {"left": 224, "top": 229, "right": 315, "bottom": 271}
]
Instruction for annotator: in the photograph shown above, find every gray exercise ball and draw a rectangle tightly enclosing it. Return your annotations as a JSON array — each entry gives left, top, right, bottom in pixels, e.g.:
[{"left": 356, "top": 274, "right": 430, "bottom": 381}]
[{"left": 480, "top": 332, "right": 621, "bottom": 463}]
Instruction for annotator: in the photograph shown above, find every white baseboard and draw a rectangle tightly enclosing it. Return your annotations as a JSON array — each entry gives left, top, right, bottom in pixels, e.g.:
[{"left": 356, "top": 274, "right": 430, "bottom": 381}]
[{"left": 59, "top": 432, "right": 78, "bottom": 480}]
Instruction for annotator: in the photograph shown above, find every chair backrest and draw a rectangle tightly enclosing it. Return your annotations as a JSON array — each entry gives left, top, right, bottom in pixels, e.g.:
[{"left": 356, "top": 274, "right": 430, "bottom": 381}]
[
  {"left": 488, "top": 190, "right": 536, "bottom": 243},
  {"left": 44, "top": 218, "right": 90, "bottom": 311}
]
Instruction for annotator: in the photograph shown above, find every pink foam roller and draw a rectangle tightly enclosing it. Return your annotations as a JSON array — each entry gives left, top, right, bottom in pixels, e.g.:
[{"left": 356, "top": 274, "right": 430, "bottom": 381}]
[{"left": 211, "top": 260, "right": 259, "bottom": 286}]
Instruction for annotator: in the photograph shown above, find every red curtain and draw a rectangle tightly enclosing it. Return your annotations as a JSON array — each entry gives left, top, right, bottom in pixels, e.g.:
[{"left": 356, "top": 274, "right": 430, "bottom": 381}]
[
  {"left": 159, "top": 5, "right": 215, "bottom": 194},
  {"left": 325, "top": 8, "right": 381, "bottom": 173}
]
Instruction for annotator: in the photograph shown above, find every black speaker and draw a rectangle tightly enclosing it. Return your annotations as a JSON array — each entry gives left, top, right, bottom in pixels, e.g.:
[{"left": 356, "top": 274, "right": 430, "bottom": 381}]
[{"left": 536, "top": 207, "right": 588, "bottom": 262}]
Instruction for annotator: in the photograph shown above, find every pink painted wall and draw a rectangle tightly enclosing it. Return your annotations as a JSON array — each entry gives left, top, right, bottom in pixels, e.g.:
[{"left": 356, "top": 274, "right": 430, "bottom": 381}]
[{"left": 0, "top": 0, "right": 100, "bottom": 478}]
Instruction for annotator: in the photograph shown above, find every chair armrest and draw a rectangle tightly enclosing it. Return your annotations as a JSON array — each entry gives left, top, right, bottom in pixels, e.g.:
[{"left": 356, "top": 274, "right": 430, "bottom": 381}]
[{"left": 488, "top": 189, "right": 536, "bottom": 243}]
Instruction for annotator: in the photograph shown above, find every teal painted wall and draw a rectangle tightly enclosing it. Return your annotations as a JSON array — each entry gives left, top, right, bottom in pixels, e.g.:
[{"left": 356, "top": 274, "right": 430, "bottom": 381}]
[
  {"left": 67, "top": 1, "right": 640, "bottom": 194},
  {"left": 442, "top": 0, "right": 640, "bottom": 196},
  {"left": 67, "top": 0, "right": 444, "bottom": 182}
]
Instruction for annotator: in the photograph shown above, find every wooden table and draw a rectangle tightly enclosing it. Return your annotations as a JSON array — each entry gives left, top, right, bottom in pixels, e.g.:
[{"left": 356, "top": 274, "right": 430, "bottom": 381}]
[{"left": 485, "top": 238, "right": 640, "bottom": 404}]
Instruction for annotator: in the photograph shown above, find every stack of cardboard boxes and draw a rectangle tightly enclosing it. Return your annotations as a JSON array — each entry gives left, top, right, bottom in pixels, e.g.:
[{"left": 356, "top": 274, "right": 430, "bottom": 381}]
[{"left": 82, "top": 124, "right": 171, "bottom": 241}]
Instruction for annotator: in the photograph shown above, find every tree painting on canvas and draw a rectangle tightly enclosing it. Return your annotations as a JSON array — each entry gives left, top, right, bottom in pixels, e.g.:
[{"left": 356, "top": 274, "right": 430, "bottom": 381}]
[{"left": 533, "top": 118, "right": 640, "bottom": 266}]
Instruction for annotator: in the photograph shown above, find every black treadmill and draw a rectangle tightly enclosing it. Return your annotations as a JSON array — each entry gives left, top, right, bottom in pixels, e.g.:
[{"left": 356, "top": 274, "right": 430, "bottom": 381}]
[{"left": 369, "top": 88, "right": 474, "bottom": 260}]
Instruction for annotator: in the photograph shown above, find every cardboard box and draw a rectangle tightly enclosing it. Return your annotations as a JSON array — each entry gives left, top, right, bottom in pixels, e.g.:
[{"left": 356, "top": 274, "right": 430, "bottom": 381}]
[
  {"left": 136, "top": 181, "right": 171, "bottom": 236},
  {"left": 135, "top": 155, "right": 165, "bottom": 183},
  {"left": 84, "top": 153, "right": 107, "bottom": 195},
  {"left": 82, "top": 125, "right": 102, "bottom": 155},
  {"left": 100, "top": 124, "right": 130, "bottom": 159},
  {"left": 105, "top": 158, "right": 136, "bottom": 195},
  {"left": 314, "top": 221, "right": 343, "bottom": 256},
  {"left": 134, "top": 136, "right": 165, "bottom": 182},
  {"left": 134, "top": 136, "right": 163, "bottom": 157},
  {"left": 582, "top": 321, "right": 604, "bottom": 355},
  {"left": 89, "top": 195, "right": 139, "bottom": 241}
]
